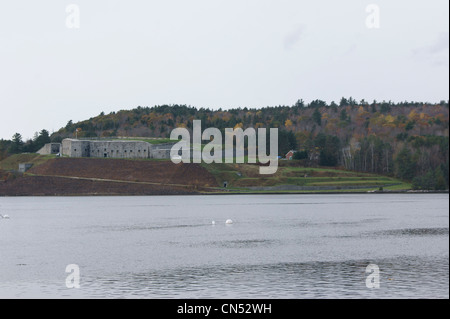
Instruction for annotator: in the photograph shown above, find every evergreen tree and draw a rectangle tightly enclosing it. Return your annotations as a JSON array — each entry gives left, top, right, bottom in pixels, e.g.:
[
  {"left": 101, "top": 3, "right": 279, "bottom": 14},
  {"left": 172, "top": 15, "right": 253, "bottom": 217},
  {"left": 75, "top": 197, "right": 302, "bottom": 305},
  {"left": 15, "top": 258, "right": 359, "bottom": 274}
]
[
  {"left": 395, "top": 147, "right": 416, "bottom": 181},
  {"left": 312, "top": 109, "right": 322, "bottom": 126},
  {"left": 340, "top": 109, "right": 349, "bottom": 122},
  {"left": 34, "top": 129, "right": 51, "bottom": 151},
  {"left": 9, "top": 133, "right": 24, "bottom": 154}
]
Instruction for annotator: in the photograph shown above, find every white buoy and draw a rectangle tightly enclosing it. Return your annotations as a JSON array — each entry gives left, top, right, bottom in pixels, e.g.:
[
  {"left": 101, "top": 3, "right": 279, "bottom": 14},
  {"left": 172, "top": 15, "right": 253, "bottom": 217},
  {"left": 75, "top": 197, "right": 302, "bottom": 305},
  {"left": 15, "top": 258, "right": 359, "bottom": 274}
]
[
  {"left": 212, "top": 221, "right": 216, "bottom": 225},
  {"left": 225, "top": 219, "right": 233, "bottom": 225}
]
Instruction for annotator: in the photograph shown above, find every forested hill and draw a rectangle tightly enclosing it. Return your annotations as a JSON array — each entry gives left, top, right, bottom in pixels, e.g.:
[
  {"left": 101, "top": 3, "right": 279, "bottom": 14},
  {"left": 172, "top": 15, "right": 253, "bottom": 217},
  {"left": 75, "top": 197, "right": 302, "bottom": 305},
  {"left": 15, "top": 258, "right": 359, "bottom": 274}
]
[
  {"left": 53, "top": 100, "right": 449, "bottom": 142},
  {"left": 1, "top": 98, "right": 449, "bottom": 190}
]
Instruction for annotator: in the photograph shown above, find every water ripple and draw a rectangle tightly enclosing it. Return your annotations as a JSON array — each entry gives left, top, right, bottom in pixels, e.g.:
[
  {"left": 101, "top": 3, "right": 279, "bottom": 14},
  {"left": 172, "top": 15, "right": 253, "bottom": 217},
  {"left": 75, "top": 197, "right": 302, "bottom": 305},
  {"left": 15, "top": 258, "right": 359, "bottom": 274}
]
[{"left": 79, "top": 256, "right": 449, "bottom": 299}]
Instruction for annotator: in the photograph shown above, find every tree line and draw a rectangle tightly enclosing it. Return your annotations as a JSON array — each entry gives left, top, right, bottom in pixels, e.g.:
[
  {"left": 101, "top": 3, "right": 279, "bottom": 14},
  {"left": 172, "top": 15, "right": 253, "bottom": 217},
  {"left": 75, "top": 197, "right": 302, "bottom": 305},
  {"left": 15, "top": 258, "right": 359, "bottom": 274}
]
[{"left": 0, "top": 130, "right": 53, "bottom": 161}]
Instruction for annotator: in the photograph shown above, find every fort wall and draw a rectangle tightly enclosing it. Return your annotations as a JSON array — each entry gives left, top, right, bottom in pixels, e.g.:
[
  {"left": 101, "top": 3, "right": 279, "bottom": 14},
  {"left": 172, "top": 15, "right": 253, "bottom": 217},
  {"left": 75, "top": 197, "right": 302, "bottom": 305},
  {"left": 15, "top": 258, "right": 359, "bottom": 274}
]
[
  {"left": 37, "top": 143, "right": 61, "bottom": 155},
  {"left": 61, "top": 139, "right": 175, "bottom": 159}
]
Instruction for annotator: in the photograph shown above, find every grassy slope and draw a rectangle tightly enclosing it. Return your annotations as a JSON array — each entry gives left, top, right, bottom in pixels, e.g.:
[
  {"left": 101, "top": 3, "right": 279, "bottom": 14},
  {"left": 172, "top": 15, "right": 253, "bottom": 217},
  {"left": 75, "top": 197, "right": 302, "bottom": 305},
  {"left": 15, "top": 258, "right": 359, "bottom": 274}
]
[
  {"left": 1, "top": 153, "right": 412, "bottom": 193},
  {"left": 202, "top": 162, "right": 412, "bottom": 193},
  {"left": 0, "top": 154, "right": 56, "bottom": 171}
]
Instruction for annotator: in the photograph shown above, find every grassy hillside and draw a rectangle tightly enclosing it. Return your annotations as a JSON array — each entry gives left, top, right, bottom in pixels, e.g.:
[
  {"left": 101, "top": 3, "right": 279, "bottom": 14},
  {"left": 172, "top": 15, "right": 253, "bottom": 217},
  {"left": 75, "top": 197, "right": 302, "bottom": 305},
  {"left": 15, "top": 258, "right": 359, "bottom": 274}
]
[
  {"left": 0, "top": 153, "right": 55, "bottom": 171},
  {"left": 0, "top": 156, "right": 218, "bottom": 196},
  {"left": 202, "top": 162, "right": 412, "bottom": 193},
  {"left": 1, "top": 153, "right": 412, "bottom": 194}
]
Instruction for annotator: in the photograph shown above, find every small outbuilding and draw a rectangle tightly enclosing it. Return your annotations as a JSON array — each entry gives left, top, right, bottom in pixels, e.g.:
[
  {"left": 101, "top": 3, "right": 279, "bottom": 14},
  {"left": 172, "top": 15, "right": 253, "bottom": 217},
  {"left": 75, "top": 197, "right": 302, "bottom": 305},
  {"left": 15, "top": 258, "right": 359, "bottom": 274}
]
[
  {"left": 285, "top": 150, "right": 296, "bottom": 160},
  {"left": 18, "top": 163, "right": 33, "bottom": 173}
]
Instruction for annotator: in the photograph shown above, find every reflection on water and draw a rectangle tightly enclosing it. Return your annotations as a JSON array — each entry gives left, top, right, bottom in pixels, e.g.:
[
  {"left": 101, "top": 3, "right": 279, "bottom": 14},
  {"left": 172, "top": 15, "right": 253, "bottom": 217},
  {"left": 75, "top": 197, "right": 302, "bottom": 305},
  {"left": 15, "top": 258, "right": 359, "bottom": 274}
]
[{"left": 0, "top": 194, "right": 448, "bottom": 299}]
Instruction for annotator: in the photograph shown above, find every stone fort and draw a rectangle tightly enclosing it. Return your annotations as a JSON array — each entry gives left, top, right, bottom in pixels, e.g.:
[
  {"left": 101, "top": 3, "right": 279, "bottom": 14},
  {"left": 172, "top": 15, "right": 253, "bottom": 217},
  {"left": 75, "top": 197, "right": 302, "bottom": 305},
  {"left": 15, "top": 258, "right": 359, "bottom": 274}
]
[{"left": 38, "top": 139, "right": 176, "bottom": 159}]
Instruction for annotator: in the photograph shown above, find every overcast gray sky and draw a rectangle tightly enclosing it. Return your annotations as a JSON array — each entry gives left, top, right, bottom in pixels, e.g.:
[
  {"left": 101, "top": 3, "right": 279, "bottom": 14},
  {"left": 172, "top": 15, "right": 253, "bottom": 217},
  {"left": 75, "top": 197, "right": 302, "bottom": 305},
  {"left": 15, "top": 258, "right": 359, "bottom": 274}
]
[{"left": 0, "top": 0, "right": 448, "bottom": 140}]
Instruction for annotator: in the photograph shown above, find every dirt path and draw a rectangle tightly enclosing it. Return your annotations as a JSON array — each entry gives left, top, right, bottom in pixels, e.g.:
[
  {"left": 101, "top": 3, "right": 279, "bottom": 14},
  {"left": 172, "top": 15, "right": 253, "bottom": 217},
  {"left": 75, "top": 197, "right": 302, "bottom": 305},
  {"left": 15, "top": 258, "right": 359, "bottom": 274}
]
[
  {"left": 28, "top": 173, "right": 219, "bottom": 191},
  {"left": 28, "top": 158, "right": 218, "bottom": 187}
]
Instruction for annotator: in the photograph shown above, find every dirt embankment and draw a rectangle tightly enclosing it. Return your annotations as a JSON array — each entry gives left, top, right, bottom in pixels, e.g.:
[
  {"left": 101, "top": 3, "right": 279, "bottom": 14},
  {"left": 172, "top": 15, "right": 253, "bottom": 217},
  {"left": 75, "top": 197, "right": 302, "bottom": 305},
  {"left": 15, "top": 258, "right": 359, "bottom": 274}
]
[{"left": 0, "top": 158, "right": 219, "bottom": 196}]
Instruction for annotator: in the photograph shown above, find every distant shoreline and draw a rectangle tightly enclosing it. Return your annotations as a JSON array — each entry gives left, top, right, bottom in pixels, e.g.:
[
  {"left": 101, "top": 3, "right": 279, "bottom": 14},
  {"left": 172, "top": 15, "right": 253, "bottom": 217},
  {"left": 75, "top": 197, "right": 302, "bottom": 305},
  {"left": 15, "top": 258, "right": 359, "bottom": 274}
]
[{"left": 1, "top": 190, "right": 448, "bottom": 197}]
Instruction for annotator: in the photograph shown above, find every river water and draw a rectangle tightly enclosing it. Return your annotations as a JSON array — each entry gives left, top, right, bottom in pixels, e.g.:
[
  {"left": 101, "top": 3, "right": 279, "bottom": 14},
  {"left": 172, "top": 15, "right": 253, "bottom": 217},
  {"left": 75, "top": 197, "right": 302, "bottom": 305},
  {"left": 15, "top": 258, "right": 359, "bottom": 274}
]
[{"left": 0, "top": 194, "right": 448, "bottom": 299}]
